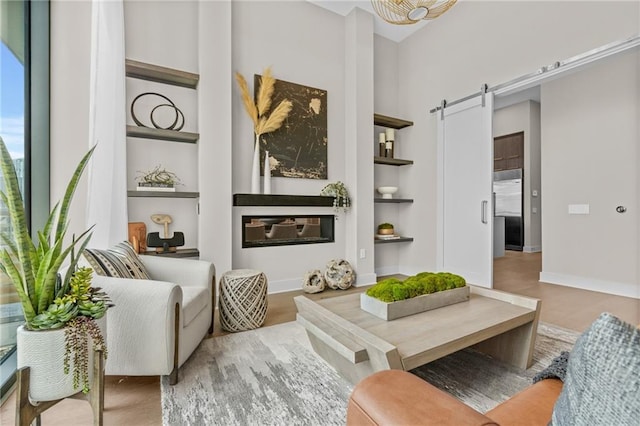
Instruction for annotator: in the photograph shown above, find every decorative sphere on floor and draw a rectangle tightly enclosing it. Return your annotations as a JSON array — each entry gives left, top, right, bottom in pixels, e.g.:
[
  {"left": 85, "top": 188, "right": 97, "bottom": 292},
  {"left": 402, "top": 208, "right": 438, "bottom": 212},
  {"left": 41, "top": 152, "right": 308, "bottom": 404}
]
[
  {"left": 324, "top": 259, "right": 355, "bottom": 290},
  {"left": 302, "top": 270, "right": 326, "bottom": 294}
]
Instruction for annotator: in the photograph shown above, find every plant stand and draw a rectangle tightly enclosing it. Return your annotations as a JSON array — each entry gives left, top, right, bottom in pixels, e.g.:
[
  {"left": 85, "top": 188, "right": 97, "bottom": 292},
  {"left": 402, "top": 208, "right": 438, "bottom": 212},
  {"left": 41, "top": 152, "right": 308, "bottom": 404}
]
[{"left": 15, "top": 348, "right": 105, "bottom": 426}]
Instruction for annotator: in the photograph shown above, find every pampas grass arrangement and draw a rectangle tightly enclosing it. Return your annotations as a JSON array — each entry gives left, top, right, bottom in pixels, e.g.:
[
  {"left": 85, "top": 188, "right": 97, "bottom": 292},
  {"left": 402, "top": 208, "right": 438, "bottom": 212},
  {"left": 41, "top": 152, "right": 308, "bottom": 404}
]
[
  {"left": 235, "top": 67, "right": 293, "bottom": 137},
  {"left": 235, "top": 66, "right": 293, "bottom": 193}
]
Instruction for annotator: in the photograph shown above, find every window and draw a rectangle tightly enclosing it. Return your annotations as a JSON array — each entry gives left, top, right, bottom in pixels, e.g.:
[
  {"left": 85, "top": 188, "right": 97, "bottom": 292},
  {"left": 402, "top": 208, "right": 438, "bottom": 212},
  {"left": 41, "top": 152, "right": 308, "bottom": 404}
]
[{"left": 0, "top": 0, "right": 49, "bottom": 397}]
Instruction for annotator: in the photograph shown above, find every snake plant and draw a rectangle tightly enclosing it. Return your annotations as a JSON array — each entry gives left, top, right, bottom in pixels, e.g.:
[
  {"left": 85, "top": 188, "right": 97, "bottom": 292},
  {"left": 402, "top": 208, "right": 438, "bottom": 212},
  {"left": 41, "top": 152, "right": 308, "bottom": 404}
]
[{"left": 0, "top": 136, "right": 96, "bottom": 329}]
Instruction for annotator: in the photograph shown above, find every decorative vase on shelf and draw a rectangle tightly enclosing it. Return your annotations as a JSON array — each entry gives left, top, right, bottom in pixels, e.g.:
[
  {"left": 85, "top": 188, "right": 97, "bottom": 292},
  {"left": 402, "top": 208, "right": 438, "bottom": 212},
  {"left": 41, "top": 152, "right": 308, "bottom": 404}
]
[
  {"left": 251, "top": 134, "right": 261, "bottom": 194},
  {"left": 263, "top": 149, "right": 271, "bottom": 194}
]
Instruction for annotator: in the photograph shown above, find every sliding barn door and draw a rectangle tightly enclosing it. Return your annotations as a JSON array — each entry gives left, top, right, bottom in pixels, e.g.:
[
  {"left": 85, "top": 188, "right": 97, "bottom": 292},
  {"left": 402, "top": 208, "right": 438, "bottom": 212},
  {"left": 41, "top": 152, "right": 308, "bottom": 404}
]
[{"left": 437, "top": 94, "right": 494, "bottom": 287}]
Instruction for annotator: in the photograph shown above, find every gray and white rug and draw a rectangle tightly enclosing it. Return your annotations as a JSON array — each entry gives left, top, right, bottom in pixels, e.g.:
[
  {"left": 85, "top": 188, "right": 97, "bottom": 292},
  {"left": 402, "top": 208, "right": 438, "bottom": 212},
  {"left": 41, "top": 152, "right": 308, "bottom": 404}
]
[
  {"left": 161, "top": 321, "right": 579, "bottom": 425},
  {"left": 411, "top": 322, "right": 579, "bottom": 414},
  {"left": 161, "top": 322, "right": 352, "bottom": 425}
]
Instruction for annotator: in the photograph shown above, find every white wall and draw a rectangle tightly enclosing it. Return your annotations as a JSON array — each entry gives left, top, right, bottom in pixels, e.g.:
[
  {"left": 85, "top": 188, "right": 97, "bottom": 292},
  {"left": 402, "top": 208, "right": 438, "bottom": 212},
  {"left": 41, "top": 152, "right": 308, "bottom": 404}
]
[
  {"left": 373, "top": 34, "right": 402, "bottom": 275},
  {"left": 396, "top": 1, "right": 640, "bottom": 288},
  {"left": 48, "top": 0, "right": 640, "bottom": 295},
  {"left": 230, "top": 1, "right": 353, "bottom": 289},
  {"left": 198, "top": 1, "right": 233, "bottom": 280},
  {"left": 540, "top": 51, "right": 639, "bottom": 298},
  {"left": 344, "top": 8, "right": 376, "bottom": 285},
  {"left": 493, "top": 100, "right": 542, "bottom": 252}
]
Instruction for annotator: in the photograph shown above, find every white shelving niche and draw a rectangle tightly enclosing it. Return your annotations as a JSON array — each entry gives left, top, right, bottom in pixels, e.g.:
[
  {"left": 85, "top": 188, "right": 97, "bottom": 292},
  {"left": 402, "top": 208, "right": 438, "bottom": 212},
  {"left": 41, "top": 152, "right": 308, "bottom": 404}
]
[
  {"left": 125, "top": 59, "right": 200, "bottom": 257},
  {"left": 373, "top": 114, "right": 414, "bottom": 274}
]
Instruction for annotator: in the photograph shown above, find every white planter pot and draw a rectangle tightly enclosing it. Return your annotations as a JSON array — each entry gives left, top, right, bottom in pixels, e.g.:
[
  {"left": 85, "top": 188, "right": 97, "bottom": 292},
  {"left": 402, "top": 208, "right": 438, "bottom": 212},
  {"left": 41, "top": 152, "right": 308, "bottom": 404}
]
[
  {"left": 360, "top": 286, "right": 470, "bottom": 321},
  {"left": 17, "top": 315, "right": 107, "bottom": 402}
]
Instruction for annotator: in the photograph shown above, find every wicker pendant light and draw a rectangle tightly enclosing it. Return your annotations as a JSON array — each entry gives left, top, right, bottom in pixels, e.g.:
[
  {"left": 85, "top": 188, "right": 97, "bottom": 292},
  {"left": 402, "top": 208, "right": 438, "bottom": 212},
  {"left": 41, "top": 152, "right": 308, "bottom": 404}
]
[{"left": 371, "top": 0, "right": 457, "bottom": 25}]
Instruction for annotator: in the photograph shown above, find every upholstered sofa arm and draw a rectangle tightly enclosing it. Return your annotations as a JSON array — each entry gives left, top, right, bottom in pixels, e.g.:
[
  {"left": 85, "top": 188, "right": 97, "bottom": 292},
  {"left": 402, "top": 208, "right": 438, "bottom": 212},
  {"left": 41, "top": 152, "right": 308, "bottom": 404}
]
[
  {"left": 141, "top": 256, "right": 215, "bottom": 292},
  {"left": 347, "top": 370, "right": 498, "bottom": 426},
  {"left": 92, "top": 275, "right": 182, "bottom": 376}
]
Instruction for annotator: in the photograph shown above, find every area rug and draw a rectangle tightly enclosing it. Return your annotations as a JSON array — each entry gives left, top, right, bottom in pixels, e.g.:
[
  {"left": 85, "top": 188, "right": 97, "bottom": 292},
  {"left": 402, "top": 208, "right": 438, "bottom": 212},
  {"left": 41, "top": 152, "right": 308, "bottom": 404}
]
[
  {"left": 161, "top": 321, "right": 579, "bottom": 425},
  {"left": 411, "top": 322, "right": 579, "bottom": 414},
  {"left": 161, "top": 322, "right": 352, "bottom": 425}
]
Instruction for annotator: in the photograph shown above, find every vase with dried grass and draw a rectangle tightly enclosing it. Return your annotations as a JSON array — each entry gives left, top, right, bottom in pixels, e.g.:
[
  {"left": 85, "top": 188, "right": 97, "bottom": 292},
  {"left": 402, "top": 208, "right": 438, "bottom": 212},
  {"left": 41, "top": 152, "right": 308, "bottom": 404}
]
[{"left": 235, "top": 67, "right": 292, "bottom": 194}]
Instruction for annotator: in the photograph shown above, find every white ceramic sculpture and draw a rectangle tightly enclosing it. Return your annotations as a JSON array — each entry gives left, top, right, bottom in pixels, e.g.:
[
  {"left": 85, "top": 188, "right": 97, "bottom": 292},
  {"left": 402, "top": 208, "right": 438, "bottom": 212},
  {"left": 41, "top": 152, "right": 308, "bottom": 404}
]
[
  {"left": 302, "top": 270, "right": 326, "bottom": 294},
  {"left": 377, "top": 186, "right": 398, "bottom": 199},
  {"left": 324, "top": 259, "right": 356, "bottom": 290}
]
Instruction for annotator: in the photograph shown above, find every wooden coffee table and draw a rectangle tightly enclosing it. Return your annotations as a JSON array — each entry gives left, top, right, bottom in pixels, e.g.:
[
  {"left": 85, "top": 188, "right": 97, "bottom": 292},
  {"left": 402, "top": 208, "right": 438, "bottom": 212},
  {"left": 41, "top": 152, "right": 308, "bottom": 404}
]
[{"left": 294, "top": 286, "right": 541, "bottom": 384}]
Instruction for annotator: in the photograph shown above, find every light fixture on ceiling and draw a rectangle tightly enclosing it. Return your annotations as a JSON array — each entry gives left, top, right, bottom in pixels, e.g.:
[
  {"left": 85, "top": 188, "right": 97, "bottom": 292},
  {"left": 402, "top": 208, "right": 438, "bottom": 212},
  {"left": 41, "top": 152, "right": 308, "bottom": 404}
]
[{"left": 371, "top": 0, "right": 457, "bottom": 25}]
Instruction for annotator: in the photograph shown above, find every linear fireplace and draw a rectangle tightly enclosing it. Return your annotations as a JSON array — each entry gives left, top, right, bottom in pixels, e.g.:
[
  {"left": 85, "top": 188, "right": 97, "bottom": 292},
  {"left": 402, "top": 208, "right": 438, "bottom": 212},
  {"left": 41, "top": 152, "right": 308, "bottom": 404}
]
[{"left": 242, "top": 215, "right": 335, "bottom": 248}]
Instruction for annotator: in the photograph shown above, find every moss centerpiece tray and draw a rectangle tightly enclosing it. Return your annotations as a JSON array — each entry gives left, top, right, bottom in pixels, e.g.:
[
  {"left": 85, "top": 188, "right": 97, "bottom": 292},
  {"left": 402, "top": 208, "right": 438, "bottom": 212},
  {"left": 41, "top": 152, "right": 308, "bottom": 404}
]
[{"left": 361, "top": 272, "right": 469, "bottom": 320}]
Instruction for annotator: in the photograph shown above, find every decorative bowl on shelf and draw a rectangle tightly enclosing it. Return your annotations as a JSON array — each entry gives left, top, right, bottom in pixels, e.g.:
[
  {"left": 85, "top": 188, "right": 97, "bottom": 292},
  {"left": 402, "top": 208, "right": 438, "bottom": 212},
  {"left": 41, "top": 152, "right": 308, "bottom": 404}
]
[
  {"left": 378, "top": 228, "right": 395, "bottom": 235},
  {"left": 377, "top": 186, "right": 398, "bottom": 199}
]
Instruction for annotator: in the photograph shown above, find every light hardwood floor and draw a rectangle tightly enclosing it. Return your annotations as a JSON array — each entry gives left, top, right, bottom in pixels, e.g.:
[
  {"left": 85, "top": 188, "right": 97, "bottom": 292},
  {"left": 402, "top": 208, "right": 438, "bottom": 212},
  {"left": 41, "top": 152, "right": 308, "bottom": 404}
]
[{"left": 1, "top": 252, "right": 638, "bottom": 424}]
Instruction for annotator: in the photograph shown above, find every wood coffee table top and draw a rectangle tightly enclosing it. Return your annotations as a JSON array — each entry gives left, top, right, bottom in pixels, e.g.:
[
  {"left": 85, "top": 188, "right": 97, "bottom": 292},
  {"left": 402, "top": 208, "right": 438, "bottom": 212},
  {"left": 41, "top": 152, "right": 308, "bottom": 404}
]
[
  {"left": 314, "top": 290, "right": 536, "bottom": 370},
  {"left": 295, "top": 286, "right": 541, "bottom": 383}
]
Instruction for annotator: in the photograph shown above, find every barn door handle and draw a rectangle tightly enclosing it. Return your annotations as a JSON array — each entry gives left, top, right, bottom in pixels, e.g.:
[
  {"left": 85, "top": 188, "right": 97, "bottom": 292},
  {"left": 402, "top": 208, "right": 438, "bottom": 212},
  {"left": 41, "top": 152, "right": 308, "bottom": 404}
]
[{"left": 481, "top": 200, "right": 488, "bottom": 224}]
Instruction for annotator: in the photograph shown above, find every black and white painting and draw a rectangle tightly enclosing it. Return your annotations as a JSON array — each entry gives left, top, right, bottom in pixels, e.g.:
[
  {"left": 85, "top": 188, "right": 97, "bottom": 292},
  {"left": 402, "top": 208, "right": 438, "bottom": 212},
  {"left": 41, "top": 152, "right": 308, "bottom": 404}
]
[{"left": 255, "top": 75, "right": 328, "bottom": 179}]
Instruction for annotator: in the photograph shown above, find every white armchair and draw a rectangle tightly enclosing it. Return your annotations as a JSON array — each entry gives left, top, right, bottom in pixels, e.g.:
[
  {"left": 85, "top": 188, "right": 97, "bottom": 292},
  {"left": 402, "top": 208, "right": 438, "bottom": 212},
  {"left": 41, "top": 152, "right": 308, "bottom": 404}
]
[{"left": 92, "top": 255, "right": 215, "bottom": 384}]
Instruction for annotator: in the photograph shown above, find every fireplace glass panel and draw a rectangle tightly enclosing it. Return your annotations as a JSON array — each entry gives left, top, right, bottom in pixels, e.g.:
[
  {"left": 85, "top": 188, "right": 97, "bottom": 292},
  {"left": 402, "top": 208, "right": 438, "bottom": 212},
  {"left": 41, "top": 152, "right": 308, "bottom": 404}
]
[{"left": 242, "top": 215, "right": 334, "bottom": 248}]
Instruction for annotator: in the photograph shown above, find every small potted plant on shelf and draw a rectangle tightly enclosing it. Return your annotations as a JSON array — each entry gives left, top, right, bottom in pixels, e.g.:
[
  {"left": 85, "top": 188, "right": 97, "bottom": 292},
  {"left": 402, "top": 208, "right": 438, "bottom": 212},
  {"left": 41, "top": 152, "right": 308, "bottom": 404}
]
[
  {"left": 320, "top": 181, "right": 351, "bottom": 212},
  {"left": 135, "top": 165, "right": 181, "bottom": 192},
  {"left": 377, "top": 223, "right": 395, "bottom": 235},
  {"left": 0, "top": 137, "right": 111, "bottom": 402}
]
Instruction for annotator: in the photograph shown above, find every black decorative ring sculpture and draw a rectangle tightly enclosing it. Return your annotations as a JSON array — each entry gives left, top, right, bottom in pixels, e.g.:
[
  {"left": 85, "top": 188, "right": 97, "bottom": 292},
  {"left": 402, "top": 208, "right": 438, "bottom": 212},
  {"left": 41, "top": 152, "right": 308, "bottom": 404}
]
[
  {"left": 150, "top": 103, "right": 185, "bottom": 131},
  {"left": 131, "top": 92, "right": 185, "bottom": 131}
]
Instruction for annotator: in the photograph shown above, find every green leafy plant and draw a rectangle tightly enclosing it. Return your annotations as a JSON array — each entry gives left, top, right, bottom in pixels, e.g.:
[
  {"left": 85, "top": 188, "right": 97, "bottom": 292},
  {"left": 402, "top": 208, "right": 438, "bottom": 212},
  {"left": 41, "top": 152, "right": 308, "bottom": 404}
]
[
  {"left": 378, "top": 223, "right": 394, "bottom": 230},
  {"left": 320, "top": 181, "right": 350, "bottom": 212},
  {"left": 366, "top": 272, "right": 466, "bottom": 303},
  {"left": 0, "top": 136, "right": 110, "bottom": 393}
]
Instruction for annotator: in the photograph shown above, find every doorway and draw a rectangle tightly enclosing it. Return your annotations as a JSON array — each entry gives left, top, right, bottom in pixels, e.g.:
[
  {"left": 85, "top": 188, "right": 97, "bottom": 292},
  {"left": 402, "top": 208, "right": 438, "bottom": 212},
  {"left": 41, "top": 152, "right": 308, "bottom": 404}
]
[{"left": 494, "top": 132, "right": 524, "bottom": 251}]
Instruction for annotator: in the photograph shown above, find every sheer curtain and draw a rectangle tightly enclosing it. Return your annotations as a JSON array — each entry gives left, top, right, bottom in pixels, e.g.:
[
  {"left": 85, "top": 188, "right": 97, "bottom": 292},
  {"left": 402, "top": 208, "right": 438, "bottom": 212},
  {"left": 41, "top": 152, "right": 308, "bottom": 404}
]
[{"left": 86, "top": 0, "right": 127, "bottom": 248}]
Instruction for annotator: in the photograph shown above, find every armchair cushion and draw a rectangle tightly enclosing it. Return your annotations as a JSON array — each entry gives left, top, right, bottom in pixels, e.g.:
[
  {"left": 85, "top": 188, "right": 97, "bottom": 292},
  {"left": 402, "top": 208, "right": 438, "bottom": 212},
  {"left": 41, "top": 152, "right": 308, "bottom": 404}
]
[
  {"left": 182, "top": 286, "right": 209, "bottom": 327},
  {"left": 83, "top": 241, "right": 151, "bottom": 279}
]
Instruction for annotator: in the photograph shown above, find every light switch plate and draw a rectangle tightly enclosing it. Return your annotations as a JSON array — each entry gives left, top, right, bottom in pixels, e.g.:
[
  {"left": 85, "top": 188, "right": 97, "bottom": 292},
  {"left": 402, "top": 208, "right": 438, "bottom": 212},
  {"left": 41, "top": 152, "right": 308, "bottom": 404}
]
[{"left": 568, "top": 204, "right": 590, "bottom": 215}]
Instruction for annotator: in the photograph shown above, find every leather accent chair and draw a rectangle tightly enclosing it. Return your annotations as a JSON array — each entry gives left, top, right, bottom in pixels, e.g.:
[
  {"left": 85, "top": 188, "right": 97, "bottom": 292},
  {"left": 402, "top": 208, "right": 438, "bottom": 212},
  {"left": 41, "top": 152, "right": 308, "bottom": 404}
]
[{"left": 347, "top": 369, "right": 562, "bottom": 425}]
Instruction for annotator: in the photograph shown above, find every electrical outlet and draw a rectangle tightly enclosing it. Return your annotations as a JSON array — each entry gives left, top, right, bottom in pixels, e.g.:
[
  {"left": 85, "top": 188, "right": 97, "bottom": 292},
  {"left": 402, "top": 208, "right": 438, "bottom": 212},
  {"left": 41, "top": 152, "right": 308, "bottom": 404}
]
[{"left": 359, "top": 249, "right": 366, "bottom": 259}]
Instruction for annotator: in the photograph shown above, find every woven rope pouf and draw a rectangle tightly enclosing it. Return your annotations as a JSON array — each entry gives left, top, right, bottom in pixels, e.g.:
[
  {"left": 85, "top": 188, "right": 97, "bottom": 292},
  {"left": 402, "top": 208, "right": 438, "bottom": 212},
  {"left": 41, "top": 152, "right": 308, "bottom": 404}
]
[{"left": 219, "top": 269, "right": 268, "bottom": 332}]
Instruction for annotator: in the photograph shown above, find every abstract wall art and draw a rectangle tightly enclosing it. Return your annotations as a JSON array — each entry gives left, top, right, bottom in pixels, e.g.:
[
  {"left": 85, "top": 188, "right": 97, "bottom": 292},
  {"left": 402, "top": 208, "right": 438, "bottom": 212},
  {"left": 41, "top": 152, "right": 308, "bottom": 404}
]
[{"left": 255, "top": 75, "right": 328, "bottom": 180}]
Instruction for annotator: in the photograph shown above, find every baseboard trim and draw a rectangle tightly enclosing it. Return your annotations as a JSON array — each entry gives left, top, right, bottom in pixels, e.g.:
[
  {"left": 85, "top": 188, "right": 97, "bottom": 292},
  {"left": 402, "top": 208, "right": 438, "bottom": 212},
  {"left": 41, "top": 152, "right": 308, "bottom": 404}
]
[
  {"left": 267, "top": 278, "right": 304, "bottom": 295},
  {"left": 539, "top": 271, "right": 639, "bottom": 299},
  {"left": 375, "top": 266, "right": 400, "bottom": 277},
  {"left": 355, "top": 273, "right": 377, "bottom": 287},
  {"left": 523, "top": 245, "right": 542, "bottom": 253},
  {"left": 374, "top": 266, "right": 431, "bottom": 278}
]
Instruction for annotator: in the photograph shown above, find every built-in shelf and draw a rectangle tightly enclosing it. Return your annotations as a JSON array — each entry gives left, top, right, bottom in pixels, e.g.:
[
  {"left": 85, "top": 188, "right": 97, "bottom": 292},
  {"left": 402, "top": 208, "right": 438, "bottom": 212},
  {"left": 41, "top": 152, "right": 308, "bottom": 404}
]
[
  {"left": 125, "top": 59, "right": 199, "bottom": 89},
  {"left": 126, "top": 125, "right": 199, "bottom": 144},
  {"left": 128, "top": 191, "right": 199, "bottom": 198},
  {"left": 374, "top": 237, "right": 414, "bottom": 244},
  {"left": 373, "top": 113, "right": 413, "bottom": 129},
  {"left": 141, "top": 248, "right": 200, "bottom": 258},
  {"left": 233, "top": 194, "right": 335, "bottom": 207},
  {"left": 374, "top": 198, "right": 414, "bottom": 204},
  {"left": 374, "top": 156, "right": 413, "bottom": 166}
]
